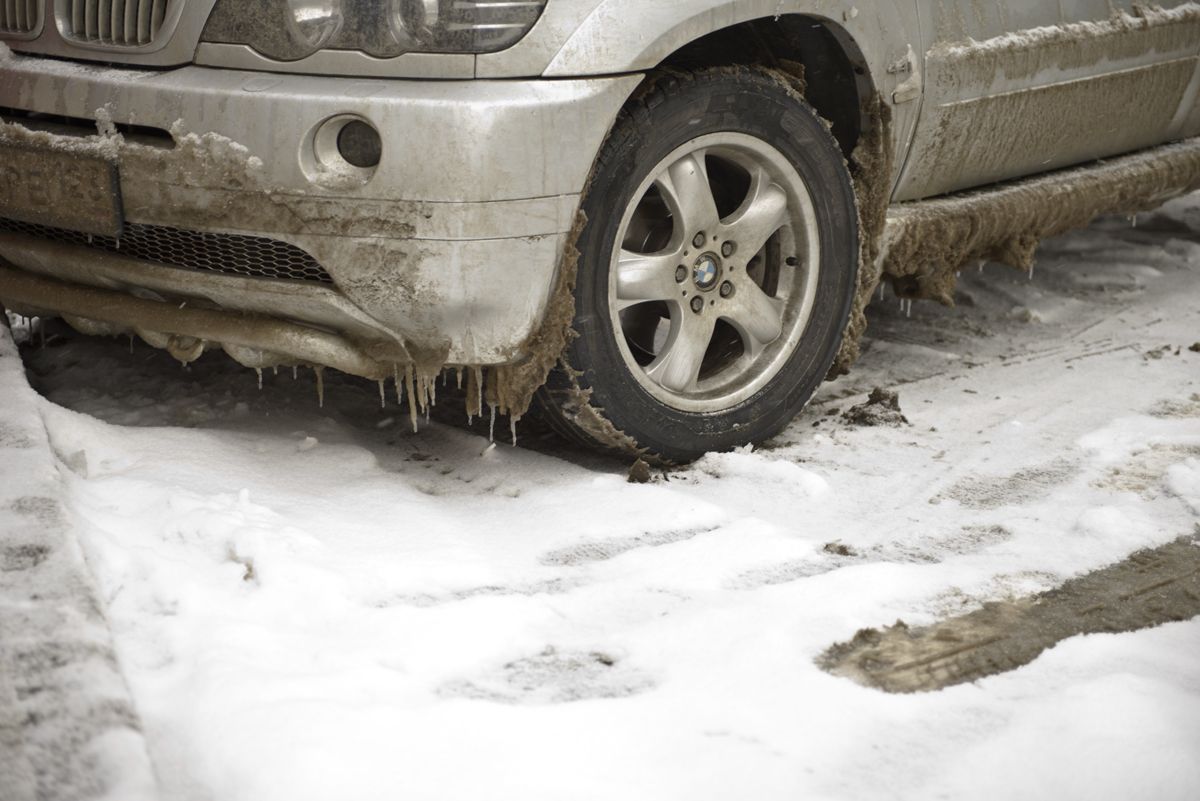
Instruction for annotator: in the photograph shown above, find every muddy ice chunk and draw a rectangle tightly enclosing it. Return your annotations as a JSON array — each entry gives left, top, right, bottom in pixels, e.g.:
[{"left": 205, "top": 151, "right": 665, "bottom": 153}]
[
  {"left": 1008, "top": 306, "right": 1041, "bottom": 323},
  {"left": 841, "top": 389, "right": 910, "bottom": 427},
  {"left": 822, "top": 541, "right": 859, "bottom": 557},
  {"left": 819, "top": 536, "right": 1200, "bottom": 693},
  {"left": 627, "top": 458, "right": 652, "bottom": 484}
]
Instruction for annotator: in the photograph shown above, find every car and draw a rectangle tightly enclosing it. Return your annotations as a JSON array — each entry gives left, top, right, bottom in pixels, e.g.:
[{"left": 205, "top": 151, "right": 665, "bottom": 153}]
[{"left": 2, "top": 1, "right": 1199, "bottom": 462}]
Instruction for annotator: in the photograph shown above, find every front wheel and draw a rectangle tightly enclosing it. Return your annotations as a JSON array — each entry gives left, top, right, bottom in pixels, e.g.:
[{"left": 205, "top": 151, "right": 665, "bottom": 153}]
[{"left": 537, "top": 68, "right": 859, "bottom": 463}]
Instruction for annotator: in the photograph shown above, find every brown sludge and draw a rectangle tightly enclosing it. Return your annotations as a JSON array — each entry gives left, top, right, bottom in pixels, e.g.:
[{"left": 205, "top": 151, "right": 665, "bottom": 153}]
[
  {"left": 818, "top": 535, "right": 1200, "bottom": 693},
  {"left": 482, "top": 211, "right": 587, "bottom": 425},
  {"left": 840, "top": 388, "right": 909, "bottom": 427},
  {"left": 878, "top": 139, "right": 1200, "bottom": 306},
  {"left": 832, "top": 94, "right": 893, "bottom": 377}
]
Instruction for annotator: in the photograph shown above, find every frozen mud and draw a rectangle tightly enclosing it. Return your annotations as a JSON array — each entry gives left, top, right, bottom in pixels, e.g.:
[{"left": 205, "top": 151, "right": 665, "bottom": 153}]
[
  {"left": 881, "top": 139, "right": 1200, "bottom": 305},
  {"left": 840, "top": 388, "right": 909, "bottom": 427},
  {"left": 820, "top": 536, "right": 1200, "bottom": 693}
]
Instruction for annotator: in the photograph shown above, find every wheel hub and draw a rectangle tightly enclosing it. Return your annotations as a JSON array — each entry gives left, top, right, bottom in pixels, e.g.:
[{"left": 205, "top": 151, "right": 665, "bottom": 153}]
[
  {"left": 606, "top": 132, "right": 822, "bottom": 411},
  {"left": 692, "top": 252, "right": 721, "bottom": 291}
]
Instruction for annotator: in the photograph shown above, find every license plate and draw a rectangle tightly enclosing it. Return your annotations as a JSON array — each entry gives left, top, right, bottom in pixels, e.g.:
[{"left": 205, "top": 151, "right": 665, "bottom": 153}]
[{"left": 0, "top": 142, "right": 124, "bottom": 237}]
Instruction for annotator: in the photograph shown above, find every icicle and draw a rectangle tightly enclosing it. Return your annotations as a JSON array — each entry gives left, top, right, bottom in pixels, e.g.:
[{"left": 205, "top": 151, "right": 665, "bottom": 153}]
[
  {"left": 1130, "top": 214, "right": 1138, "bottom": 228},
  {"left": 255, "top": 368, "right": 263, "bottom": 389},
  {"left": 905, "top": 299, "right": 912, "bottom": 318},
  {"left": 404, "top": 365, "right": 418, "bottom": 433},
  {"left": 1028, "top": 262, "right": 1035, "bottom": 281},
  {"left": 429, "top": 372, "right": 437, "bottom": 407},
  {"left": 442, "top": 371, "right": 448, "bottom": 388},
  {"left": 878, "top": 283, "right": 885, "bottom": 301},
  {"left": 474, "top": 367, "right": 484, "bottom": 419},
  {"left": 378, "top": 380, "right": 386, "bottom": 408},
  {"left": 978, "top": 261, "right": 984, "bottom": 273},
  {"left": 272, "top": 366, "right": 278, "bottom": 376},
  {"left": 463, "top": 365, "right": 485, "bottom": 425},
  {"left": 456, "top": 367, "right": 464, "bottom": 390},
  {"left": 292, "top": 366, "right": 298, "bottom": 380},
  {"left": 129, "top": 334, "right": 134, "bottom": 354},
  {"left": 314, "top": 367, "right": 325, "bottom": 408},
  {"left": 510, "top": 415, "right": 518, "bottom": 447},
  {"left": 115, "top": 237, "right": 120, "bottom": 250},
  {"left": 489, "top": 404, "right": 497, "bottom": 442},
  {"left": 87, "top": 234, "right": 93, "bottom": 244},
  {"left": 393, "top": 363, "right": 404, "bottom": 405}
]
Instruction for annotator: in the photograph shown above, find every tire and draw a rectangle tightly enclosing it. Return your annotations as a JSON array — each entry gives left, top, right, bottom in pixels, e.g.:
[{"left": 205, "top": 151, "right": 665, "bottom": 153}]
[{"left": 536, "top": 67, "right": 859, "bottom": 463}]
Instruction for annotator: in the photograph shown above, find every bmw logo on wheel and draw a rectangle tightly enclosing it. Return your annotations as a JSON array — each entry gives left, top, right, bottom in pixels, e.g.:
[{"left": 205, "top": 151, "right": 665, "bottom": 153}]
[{"left": 693, "top": 253, "right": 720, "bottom": 290}]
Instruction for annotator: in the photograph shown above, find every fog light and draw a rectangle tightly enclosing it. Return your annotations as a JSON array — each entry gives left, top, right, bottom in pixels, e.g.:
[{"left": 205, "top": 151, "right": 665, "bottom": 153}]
[
  {"left": 303, "top": 115, "right": 382, "bottom": 188},
  {"left": 337, "top": 120, "right": 382, "bottom": 169}
]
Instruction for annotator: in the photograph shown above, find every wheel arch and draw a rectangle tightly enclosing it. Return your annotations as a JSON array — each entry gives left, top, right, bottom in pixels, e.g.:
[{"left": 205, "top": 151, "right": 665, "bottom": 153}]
[
  {"left": 655, "top": 14, "right": 875, "bottom": 160},
  {"left": 541, "top": 2, "right": 914, "bottom": 165}
]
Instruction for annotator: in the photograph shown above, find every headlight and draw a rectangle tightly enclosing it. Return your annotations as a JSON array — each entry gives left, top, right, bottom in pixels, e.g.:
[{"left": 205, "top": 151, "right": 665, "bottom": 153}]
[
  {"left": 286, "top": 0, "right": 344, "bottom": 51},
  {"left": 202, "top": 0, "right": 548, "bottom": 61}
]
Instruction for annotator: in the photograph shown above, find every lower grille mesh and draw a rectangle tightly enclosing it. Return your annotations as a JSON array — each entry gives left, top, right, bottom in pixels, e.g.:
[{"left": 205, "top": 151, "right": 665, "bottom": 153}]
[{"left": 0, "top": 218, "right": 334, "bottom": 285}]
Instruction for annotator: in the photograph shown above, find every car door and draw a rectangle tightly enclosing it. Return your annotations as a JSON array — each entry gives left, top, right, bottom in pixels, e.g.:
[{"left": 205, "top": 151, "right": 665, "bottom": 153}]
[
  {"left": 1057, "top": 0, "right": 1200, "bottom": 147},
  {"left": 894, "top": 0, "right": 1200, "bottom": 201}
]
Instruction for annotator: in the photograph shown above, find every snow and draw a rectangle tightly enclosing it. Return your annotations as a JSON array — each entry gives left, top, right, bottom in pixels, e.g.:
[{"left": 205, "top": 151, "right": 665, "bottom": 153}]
[
  {"left": 1167, "top": 459, "right": 1200, "bottom": 513},
  {"left": 7, "top": 195, "right": 1200, "bottom": 800},
  {"left": 0, "top": 324, "right": 156, "bottom": 801}
]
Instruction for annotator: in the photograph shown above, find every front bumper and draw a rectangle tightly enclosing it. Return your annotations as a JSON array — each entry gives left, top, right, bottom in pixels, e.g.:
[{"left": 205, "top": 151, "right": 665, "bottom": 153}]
[{"left": 0, "top": 54, "right": 640, "bottom": 365}]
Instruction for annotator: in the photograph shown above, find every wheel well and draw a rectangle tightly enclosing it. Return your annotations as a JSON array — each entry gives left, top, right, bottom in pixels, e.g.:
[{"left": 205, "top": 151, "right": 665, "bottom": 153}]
[{"left": 658, "top": 15, "right": 872, "bottom": 159}]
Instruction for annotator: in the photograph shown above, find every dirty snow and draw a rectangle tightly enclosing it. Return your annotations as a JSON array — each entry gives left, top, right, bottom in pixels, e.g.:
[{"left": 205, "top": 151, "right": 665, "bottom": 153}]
[
  {"left": 6, "top": 196, "right": 1200, "bottom": 800},
  {"left": 0, "top": 328, "right": 156, "bottom": 801}
]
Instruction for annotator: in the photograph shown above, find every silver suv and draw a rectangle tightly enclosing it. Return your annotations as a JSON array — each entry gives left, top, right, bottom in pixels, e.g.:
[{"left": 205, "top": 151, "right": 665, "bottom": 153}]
[{"left": 2, "top": 2, "right": 1199, "bottom": 461}]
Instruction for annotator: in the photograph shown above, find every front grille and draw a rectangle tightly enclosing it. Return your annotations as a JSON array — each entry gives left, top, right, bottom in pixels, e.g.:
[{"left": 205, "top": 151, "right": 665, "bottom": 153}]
[
  {"left": 0, "top": 0, "right": 40, "bottom": 34},
  {"left": 0, "top": 218, "right": 335, "bottom": 285},
  {"left": 64, "top": 0, "right": 170, "bottom": 47}
]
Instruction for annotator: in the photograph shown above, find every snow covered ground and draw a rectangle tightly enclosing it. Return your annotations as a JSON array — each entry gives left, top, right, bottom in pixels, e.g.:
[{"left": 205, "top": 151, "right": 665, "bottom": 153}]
[{"left": 6, "top": 196, "right": 1200, "bottom": 801}]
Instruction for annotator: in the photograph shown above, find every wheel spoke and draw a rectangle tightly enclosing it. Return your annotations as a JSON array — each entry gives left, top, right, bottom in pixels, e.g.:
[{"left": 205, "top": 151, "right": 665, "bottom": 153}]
[
  {"left": 656, "top": 152, "right": 720, "bottom": 238},
  {"left": 645, "top": 313, "right": 716, "bottom": 393},
  {"left": 615, "top": 249, "right": 683, "bottom": 309},
  {"left": 723, "top": 281, "right": 784, "bottom": 357},
  {"left": 722, "top": 168, "right": 790, "bottom": 258}
]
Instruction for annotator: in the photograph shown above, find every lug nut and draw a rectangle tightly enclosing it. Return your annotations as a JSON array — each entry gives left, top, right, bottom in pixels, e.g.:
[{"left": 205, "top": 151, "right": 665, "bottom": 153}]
[
  {"left": 675, "top": 265, "right": 688, "bottom": 283},
  {"left": 721, "top": 242, "right": 735, "bottom": 257},
  {"left": 720, "top": 281, "right": 734, "bottom": 298},
  {"left": 693, "top": 232, "right": 707, "bottom": 249},
  {"left": 690, "top": 296, "right": 704, "bottom": 314}
]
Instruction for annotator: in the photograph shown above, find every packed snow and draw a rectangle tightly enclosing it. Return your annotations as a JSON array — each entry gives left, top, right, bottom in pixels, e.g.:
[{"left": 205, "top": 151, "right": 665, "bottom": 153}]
[{"left": 6, "top": 197, "right": 1200, "bottom": 801}]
